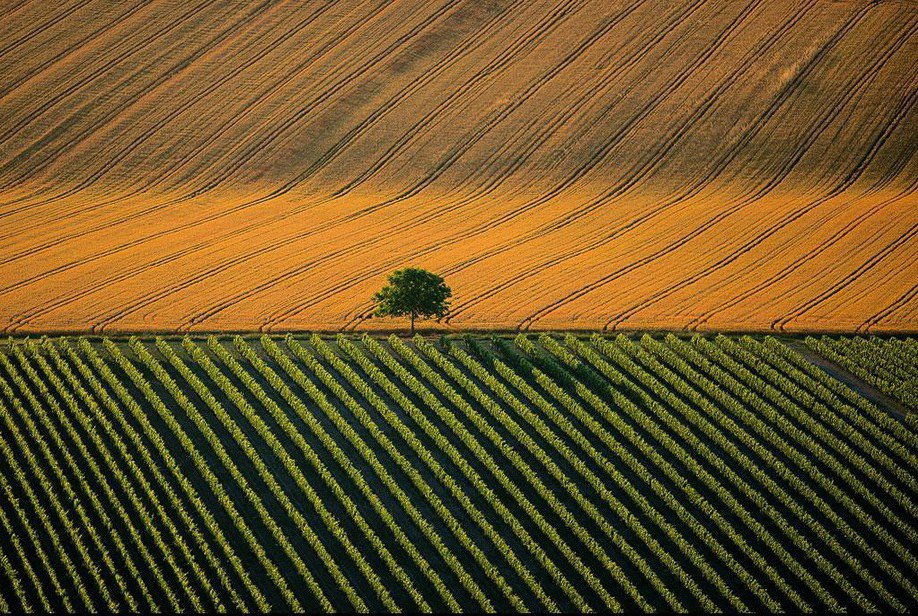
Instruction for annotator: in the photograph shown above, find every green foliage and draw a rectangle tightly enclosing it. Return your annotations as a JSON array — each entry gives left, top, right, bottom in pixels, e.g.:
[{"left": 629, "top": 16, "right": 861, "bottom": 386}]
[
  {"left": 807, "top": 336, "right": 918, "bottom": 411},
  {"left": 57, "top": 338, "right": 232, "bottom": 611},
  {"left": 0, "top": 334, "right": 914, "bottom": 613},
  {"left": 273, "top": 335, "right": 456, "bottom": 611},
  {"left": 75, "top": 338, "right": 258, "bottom": 611},
  {"left": 373, "top": 268, "right": 451, "bottom": 333}
]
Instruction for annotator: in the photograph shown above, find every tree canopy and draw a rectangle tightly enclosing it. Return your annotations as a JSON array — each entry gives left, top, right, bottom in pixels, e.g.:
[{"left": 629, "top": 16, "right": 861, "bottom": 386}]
[{"left": 373, "top": 268, "right": 451, "bottom": 334}]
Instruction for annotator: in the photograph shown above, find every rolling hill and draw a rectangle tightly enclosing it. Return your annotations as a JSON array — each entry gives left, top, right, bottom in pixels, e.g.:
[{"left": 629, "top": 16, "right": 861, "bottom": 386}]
[{"left": 0, "top": 0, "right": 915, "bottom": 333}]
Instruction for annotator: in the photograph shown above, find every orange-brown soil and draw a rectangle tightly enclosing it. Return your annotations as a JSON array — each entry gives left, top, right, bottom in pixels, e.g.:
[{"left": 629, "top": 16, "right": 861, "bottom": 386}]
[{"left": 0, "top": 0, "right": 915, "bottom": 333}]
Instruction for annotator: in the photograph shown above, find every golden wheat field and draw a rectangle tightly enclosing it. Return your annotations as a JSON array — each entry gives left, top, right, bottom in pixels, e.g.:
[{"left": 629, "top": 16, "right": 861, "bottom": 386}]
[{"left": 0, "top": 0, "right": 915, "bottom": 334}]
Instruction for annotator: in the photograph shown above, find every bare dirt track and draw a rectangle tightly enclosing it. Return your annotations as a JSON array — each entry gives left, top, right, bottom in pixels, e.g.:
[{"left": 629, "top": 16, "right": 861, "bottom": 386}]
[{"left": 0, "top": 0, "right": 916, "bottom": 334}]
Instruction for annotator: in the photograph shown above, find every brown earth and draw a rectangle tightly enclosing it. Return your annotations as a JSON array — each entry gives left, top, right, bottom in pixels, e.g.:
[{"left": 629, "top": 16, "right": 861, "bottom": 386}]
[{"left": 0, "top": 0, "right": 915, "bottom": 334}]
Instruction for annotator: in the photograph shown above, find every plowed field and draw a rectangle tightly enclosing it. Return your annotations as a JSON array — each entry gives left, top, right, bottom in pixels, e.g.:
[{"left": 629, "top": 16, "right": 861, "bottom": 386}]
[{"left": 0, "top": 0, "right": 915, "bottom": 333}]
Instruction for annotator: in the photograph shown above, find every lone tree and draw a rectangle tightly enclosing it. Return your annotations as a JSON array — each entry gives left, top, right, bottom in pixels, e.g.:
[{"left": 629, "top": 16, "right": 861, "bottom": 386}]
[{"left": 373, "top": 268, "right": 451, "bottom": 335}]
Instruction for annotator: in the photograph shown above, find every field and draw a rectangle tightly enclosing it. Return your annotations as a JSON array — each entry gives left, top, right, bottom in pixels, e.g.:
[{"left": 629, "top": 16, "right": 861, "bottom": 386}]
[
  {"left": 0, "top": 0, "right": 916, "bottom": 333},
  {"left": 0, "top": 333, "right": 915, "bottom": 612},
  {"left": 806, "top": 335, "right": 918, "bottom": 409},
  {"left": 3, "top": 1, "right": 916, "bottom": 614}
]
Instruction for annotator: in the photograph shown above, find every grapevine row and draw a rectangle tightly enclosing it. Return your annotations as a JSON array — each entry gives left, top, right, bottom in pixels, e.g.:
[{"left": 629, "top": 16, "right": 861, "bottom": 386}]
[
  {"left": 102, "top": 338, "right": 291, "bottom": 610},
  {"left": 260, "top": 334, "right": 460, "bottom": 610},
  {"left": 51, "top": 339, "right": 228, "bottom": 611},
  {"left": 479, "top": 334, "right": 789, "bottom": 611},
  {"left": 301, "top": 334, "right": 500, "bottom": 611},
  {"left": 0, "top": 351, "right": 123, "bottom": 610},
  {"left": 405, "top": 336, "right": 658, "bottom": 611},
  {"left": 420, "top": 335, "right": 716, "bottom": 610},
  {"left": 602, "top": 335, "right": 890, "bottom": 610},
  {"left": 22, "top": 341, "right": 191, "bottom": 611},
  {"left": 537, "top": 334, "right": 847, "bottom": 610},
  {"left": 73, "top": 338, "right": 261, "bottom": 611}
]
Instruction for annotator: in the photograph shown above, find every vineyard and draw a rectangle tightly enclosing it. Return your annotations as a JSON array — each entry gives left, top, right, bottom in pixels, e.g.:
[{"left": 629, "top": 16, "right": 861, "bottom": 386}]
[
  {"left": 0, "top": 0, "right": 916, "bottom": 333},
  {"left": 807, "top": 336, "right": 918, "bottom": 416},
  {"left": 0, "top": 333, "right": 915, "bottom": 612}
]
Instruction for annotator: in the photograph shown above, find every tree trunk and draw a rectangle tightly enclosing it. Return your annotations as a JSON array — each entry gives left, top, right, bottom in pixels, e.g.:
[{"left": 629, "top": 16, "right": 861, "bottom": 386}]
[{"left": 410, "top": 313, "right": 415, "bottom": 336}]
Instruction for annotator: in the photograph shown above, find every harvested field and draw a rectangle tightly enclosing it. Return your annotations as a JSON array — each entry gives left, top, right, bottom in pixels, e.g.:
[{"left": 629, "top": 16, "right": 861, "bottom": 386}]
[{"left": 0, "top": 0, "right": 916, "bottom": 333}]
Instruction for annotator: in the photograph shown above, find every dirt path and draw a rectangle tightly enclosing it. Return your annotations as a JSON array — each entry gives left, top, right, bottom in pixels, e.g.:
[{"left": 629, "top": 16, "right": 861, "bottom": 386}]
[{"left": 786, "top": 339, "right": 911, "bottom": 419}]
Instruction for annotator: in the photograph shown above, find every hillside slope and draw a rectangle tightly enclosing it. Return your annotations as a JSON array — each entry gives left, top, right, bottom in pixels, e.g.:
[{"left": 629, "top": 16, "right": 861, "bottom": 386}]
[{"left": 0, "top": 0, "right": 915, "bottom": 333}]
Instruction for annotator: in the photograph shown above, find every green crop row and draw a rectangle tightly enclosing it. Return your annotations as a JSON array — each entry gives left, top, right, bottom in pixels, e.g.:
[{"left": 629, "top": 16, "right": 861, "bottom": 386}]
[
  {"left": 214, "top": 335, "right": 400, "bottom": 611},
  {"left": 24, "top": 341, "right": 188, "bottom": 611},
  {"left": 754, "top": 338, "right": 917, "bottom": 473},
  {"left": 302, "top": 334, "right": 494, "bottom": 610},
  {"left": 661, "top": 336, "right": 909, "bottom": 606},
  {"left": 103, "top": 338, "right": 288, "bottom": 610},
  {"left": 54, "top": 338, "right": 228, "bottom": 611},
  {"left": 0, "top": 372, "right": 101, "bottom": 611},
  {"left": 358, "top": 334, "right": 552, "bottom": 611},
  {"left": 407, "top": 335, "right": 641, "bottom": 611},
  {"left": 260, "top": 334, "right": 453, "bottom": 610},
  {"left": 0, "top": 350, "right": 122, "bottom": 611},
  {"left": 75, "top": 338, "right": 258, "bottom": 611},
  {"left": 807, "top": 336, "right": 917, "bottom": 410},
  {"left": 551, "top": 334, "right": 851, "bottom": 610},
  {"left": 711, "top": 337, "right": 917, "bottom": 544},
  {"left": 599, "top": 335, "right": 884, "bottom": 611},
  {"left": 0, "top": 333, "right": 912, "bottom": 613},
  {"left": 452, "top": 336, "right": 760, "bottom": 611}
]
